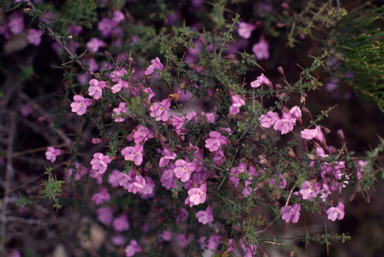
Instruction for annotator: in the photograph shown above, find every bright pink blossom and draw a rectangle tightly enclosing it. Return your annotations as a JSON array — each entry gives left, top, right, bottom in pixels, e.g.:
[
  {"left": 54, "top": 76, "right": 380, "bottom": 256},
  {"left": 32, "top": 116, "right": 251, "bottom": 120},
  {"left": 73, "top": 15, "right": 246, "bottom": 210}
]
[
  {"left": 133, "top": 125, "right": 153, "bottom": 144},
  {"left": 326, "top": 202, "right": 345, "bottom": 221},
  {"left": 90, "top": 153, "right": 112, "bottom": 174},
  {"left": 259, "top": 111, "right": 280, "bottom": 128},
  {"left": 113, "top": 213, "right": 130, "bottom": 232},
  {"left": 281, "top": 203, "right": 300, "bottom": 223},
  {"left": 45, "top": 147, "right": 61, "bottom": 163},
  {"left": 205, "top": 131, "right": 227, "bottom": 152},
  {"left": 252, "top": 39, "right": 269, "bottom": 60},
  {"left": 113, "top": 102, "right": 128, "bottom": 122},
  {"left": 238, "top": 22, "right": 256, "bottom": 39},
  {"left": 141, "top": 176, "right": 155, "bottom": 195},
  {"left": 70, "top": 95, "right": 92, "bottom": 115},
  {"left": 196, "top": 206, "right": 214, "bottom": 224},
  {"left": 161, "top": 164, "right": 178, "bottom": 189},
  {"left": 144, "top": 57, "right": 164, "bottom": 75},
  {"left": 88, "top": 79, "right": 106, "bottom": 100},
  {"left": 117, "top": 170, "right": 135, "bottom": 189},
  {"left": 229, "top": 95, "right": 245, "bottom": 115},
  {"left": 128, "top": 175, "right": 146, "bottom": 194},
  {"left": 159, "top": 229, "right": 172, "bottom": 242},
  {"left": 301, "top": 126, "right": 324, "bottom": 141},
  {"left": 121, "top": 144, "right": 143, "bottom": 166},
  {"left": 92, "top": 188, "right": 110, "bottom": 205},
  {"left": 159, "top": 149, "right": 177, "bottom": 167},
  {"left": 150, "top": 99, "right": 171, "bottom": 122},
  {"left": 300, "top": 181, "right": 321, "bottom": 201},
  {"left": 251, "top": 73, "right": 270, "bottom": 88},
  {"left": 185, "top": 184, "right": 207, "bottom": 207},
  {"left": 174, "top": 159, "right": 196, "bottom": 182},
  {"left": 273, "top": 112, "right": 296, "bottom": 134},
  {"left": 172, "top": 115, "right": 185, "bottom": 134}
]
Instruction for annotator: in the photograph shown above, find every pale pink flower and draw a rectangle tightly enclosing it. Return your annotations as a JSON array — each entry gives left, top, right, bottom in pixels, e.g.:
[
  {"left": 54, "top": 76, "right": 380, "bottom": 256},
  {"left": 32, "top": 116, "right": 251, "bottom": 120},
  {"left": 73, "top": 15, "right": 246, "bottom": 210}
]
[
  {"left": 172, "top": 115, "right": 185, "bottom": 134},
  {"left": 98, "top": 18, "right": 116, "bottom": 38},
  {"left": 67, "top": 162, "right": 87, "bottom": 180},
  {"left": 159, "top": 229, "right": 172, "bottom": 242},
  {"left": 198, "top": 235, "right": 221, "bottom": 250},
  {"left": 70, "top": 95, "right": 92, "bottom": 115},
  {"left": 229, "top": 95, "right": 245, "bottom": 115},
  {"left": 186, "top": 111, "right": 198, "bottom": 122},
  {"left": 9, "top": 13, "right": 23, "bottom": 35},
  {"left": 90, "top": 153, "right": 112, "bottom": 174},
  {"left": 117, "top": 170, "right": 135, "bottom": 189},
  {"left": 185, "top": 184, "right": 207, "bottom": 207},
  {"left": 111, "top": 235, "right": 125, "bottom": 246},
  {"left": 141, "top": 176, "right": 155, "bottom": 195},
  {"left": 205, "top": 131, "right": 227, "bottom": 152},
  {"left": 88, "top": 79, "right": 106, "bottom": 100},
  {"left": 173, "top": 159, "right": 196, "bottom": 182},
  {"left": 149, "top": 99, "right": 171, "bottom": 122},
  {"left": 204, "top": 112, "right": 216, "bottom": 123},
  {"left": 289, "top": 106, "right": 302, "bottom": 119},
  {"left": 113, "top": 213, "right": 130, "bottom": 232},
  {"left": 252, "top": 39, "right": 269, "bottom": 60},
  {"left": 143, "top": 87, "right": 155, "bottom": 103},
  {"left": 259, "top": 111, "right": 280, "bottom": 128},
  {"left": 230, "top": 163, "right": 247, "bottom": 187},
  {"left": 176, "top": 207, "right": 189, "bottom": 223},
  {"left": 89, "top": 169, "right": 104, "bottom": 184},
  {"left": 125, "top": 239, "right": 141, "bottom": 257},
  {"left": 111, "top": 79, "right": 129, "bottom": 94},
  {"left": 133, "top": 125, "right": 153, "bottom": 144},
  {"left": 273, "top": 112, "right": 296, "bottom": 134},
  {"left": 299, "top": 181, "right": 321, "bottom": 201},
  {"left": 113, "top": 10, "right": 125, "bottom": 22},
  {"left": 108, "top": 169, "right": 122, "bottom": 187},
  {"left": 145, "top": 57, "right": 164, "bottom": 75},
  {"left": 281, "top": 203, "right": 300, "bottom": 223},
  {"left": 45, "top": 147, "right": 60, "bottom": 163},
  {"left": 195, "top": 206, "right": 214, "bottom": 224},
  {"left": 97, "top": 207, "right": 114, "bottom": 225},
  {"left": 301, "top": 126, "right": 324, "bottom": 141},
  {"left": 326, "top": 202, "right": 345, "bottom": 221},
  {"left": 128, "top": 175, "right": 146, "bottom": 194},
  {"left": 92, "top": 188, "right": 110, "bottom": 205},
  {"left": 86, "top": 38, "right": 104, "bottom": 53},
  {"left": 113, "top": 102, "right": 128, "bottom": 122},
  {"left": 357, "top": 160, "right": 368, "bottom": 180},
  {"left": 160, "top": 164, "right": 178, "bottom": 189},
  {"left": 19, "top": 104, "right": 33, "bottom": 117},
  {"left": 238, "top": 22, "right": 256, "bottom": 39},
  {"left": 27, "top": 28, "right": 43, "bottom": 46},
  {"left": 121, "top": 144, "right": 143, "bottom": 166},
  {"left": 159, "top": 149, "right": 177, "bottom": 167},
  {"left": 250, "top": 73, "right": 269, "bottom": 88}
]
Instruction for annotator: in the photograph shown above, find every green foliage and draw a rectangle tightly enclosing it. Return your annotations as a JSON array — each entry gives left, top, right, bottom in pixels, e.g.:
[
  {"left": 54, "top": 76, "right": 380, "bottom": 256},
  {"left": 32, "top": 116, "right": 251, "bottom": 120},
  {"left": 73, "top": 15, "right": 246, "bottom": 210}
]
[{"left": 39, "top": 167, "right": 65, "bottom": 210}]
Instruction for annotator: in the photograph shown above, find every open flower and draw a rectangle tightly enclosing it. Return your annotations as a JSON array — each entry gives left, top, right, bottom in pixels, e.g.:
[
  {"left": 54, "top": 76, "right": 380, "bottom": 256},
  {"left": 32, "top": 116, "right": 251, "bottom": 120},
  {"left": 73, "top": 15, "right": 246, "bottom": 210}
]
[
  {"left": 150, "top": 99, "right": 171, "bottom": 122},
  {"left": 90, "top": 153, "right": 112, "bottom": 174},
  {"left": 205, "top": 131, "right": 227, "bottom": 152},
  {"left": 173, "top": 159, "right": 196, "bottom": 182},
  {"left": 70, "top": 95, "right": 92, "bottom": 115},
  {"left": 45, "top": 147, "right": 61, "bottom": 163},
  {"left": 88, "top": 79, "right": 106, "bottom": 100},
  {"left": 185, "top": 184, "right": 207, "bottom": 207},
  {"left": 281, "top": 203, "right": 300, "bottom": 223},
  {"left": 121, "top": 144, "right": 143, "bottom": 166},
  {"left": 301, "top": 126, "right": 324, "bottom": 141},
  {"left": 326, "top": 202, "right": 345, "bottom": 221},
  {"left": 250, "top": 73, "right": 269, "bottom": 88},
  {"left": 195, "top": 206, "right": 214, "bottom": 224}
]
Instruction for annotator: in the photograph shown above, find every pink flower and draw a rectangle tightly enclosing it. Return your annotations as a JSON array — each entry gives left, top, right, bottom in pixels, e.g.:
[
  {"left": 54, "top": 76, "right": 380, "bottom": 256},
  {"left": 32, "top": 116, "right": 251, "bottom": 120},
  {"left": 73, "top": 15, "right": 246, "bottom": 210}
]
[
  {"left": 9, "top": 13, "right": 23, "bottom": 35},
  {"left": 173, "top": 159, "right": 196, "bottom": 182},
  {"left": 199, "top": 235, "right": 221, "bottom": 250},
  {"left": 45, "top": 147, "right": 61, "bottom": 163},
  {"left": 108, "top": 169, "right": 122, "bottom": 187},
  {"left": 143, "top": 87, "right": 155, "bottom": 103},
  {"left": 98, "top": 18, "right": 117, "bottom": 38},
  {"left": 125, "top": 239, "right": 141, "bottom": 257},
  {"left": 161, "top": 164, "right": 178, "bottom": 189},
  {"left": 97, "top": 207, "right": 114, "bottom": 225},
  {"left": 159, "top": 229, "right": 172, "bottom": 242},
  {"left": 159, "top": 149, "right": 177, "bottom": 167},
  {"left": 113, "top": 102, "right": 129, "bottom": 122},
  {"left": 117, "top": 170, "right": 135, "bottom": 189},
  {"left": 185, "top": 184, "right": 207, "bottom": 207},
  {"left": 172, "top": 115, "right": 185, "bottom": 134},
  {"left": 176, "top": 234, "right": 193, "bottom": 248},
  {"left": 195, "top": 206, "right": 214, "bottom": 224},
  {"left": 289, "top": 106, "right": 302, "bottom": 119},
  {"left": 113, "top": 213, "right": 130, "bottom": 232},
  {"left": 229, "top": 95, "right": 245, "bottom": 115},
  {"left": 111, "top": 235, "right": 125, "bottom": 246},
  {"left": 301, "top": 126, "right": 324, "bottom": 141},
  {"left": 86, "top": 38, "right": 104, "bottom": 53},
  {"left": 27, "top": 29, "right": 43, "bottom": 46},
  {"left": 133, "top": 125, "right": 153, "bottom": 144},
  {"left": 205, "top": 131, "right": 227, "bottom": 152},
  {"left": 238, "top": 22, "right": 256, "bottom": 39},
  {"left": 89, "top": 169, "right": 104, "bottom": 184},
  {"left": 111, "top": 79, "right": 129, "bottom": 94},
  {"left": 357, "top": 160, "right": 368, "bottom": 180},
  {"left": 230, "top": 163, "right": 247, "bottom": 187},
  {"left": 67, "top": 162, "right": 88, "bottom": 180},
  {"left": 144, "top": 57, "right": 164, "bottom": 75},
  {"left": 250, "top": 73, "right": 269, "bottom": 88},
  {"left": 121, "top": 144, "right": 143, "bottom": 166},
  {"left": 68, "top": 24, "right": 83, "bottom": 35},
  {"left": 252, "top": 39, "right": 269, "bottom": 60},
  {"left": 299, "top": 181, "right": 321, "bottom": 201},
  {"left": 19, "top": 104, "right": 33, "bottom": 117},
  {"left": 149, "top": 99, "right": 171, "bottom": 122},
  {"left": 273, "top": 112, "right": 296, "bottom": 134},
  {"left": 176, "top": 207, "right": 189, "bottom": 223},
  {"left": 259, "top": 111, "right": 280, "bottom": 128},
  {"left": 90, "top": 153, "right": 112, "bottom": 174},
  {"left": 326, "top": 202, "right": 345, "bottom": 221},
  {"left": 281, "top": 203, "right": 300, "bottom": 223},
  {"left": 92, "top": 188, "right": 111, "bottom": 205},
  {"left": 204, "top": 112, "right": 216, "bottom": 123},
  {"left": 113, "top": 10, "right": 125, "bottom": 22},
  {"left": 128, "top": 175, "right": 146, "bottom": 194},
  {"left": 186, "top": 111, "right": 198, "bottom": 122},
  {"left": 70, "top": 95, "right": 92, "bottom": 115},
  {"left": 141, "top": 176, "right": 155, "bottom": 195},
  {"left": 88, "top": 79, "right": 106, "bottom": 100}
]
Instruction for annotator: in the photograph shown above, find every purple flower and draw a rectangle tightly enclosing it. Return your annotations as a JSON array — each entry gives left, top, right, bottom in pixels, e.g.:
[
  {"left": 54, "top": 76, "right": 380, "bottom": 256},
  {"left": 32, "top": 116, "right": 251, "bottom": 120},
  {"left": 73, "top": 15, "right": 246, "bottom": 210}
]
[
  {"left": 229, "top": 95, "right": 245, "bottom": 115},
  {"left": 9, "top": 13, "right": 23, "bottom": 35},
  {"left": 117, "top": 170, "right": 135, "bottom": 189},
  {"left": 144, "top": 57, "right": 164, "bottom": 75},
  {"left": 111, "top": 235, "right": 125, "bottom": 246},
  {"left": 185, "top": 184, "right": 207, "bottom": 207},
  {"left": 230, "top": 163, "right": 247, "bottom": 187},
  {"left": 289, "top": 106, "right": 302, "bottom": 119},
  {"left": 273, "top": 112, "right": 296, "bottom": 134},
  {"left": 141, "top": 176, "right": 155, "bottom": 195},
  {"left": 143, "top": 87, "right": 155, "bottom": 103},
  {"left": 160, "top": 164, "right": 178, "bottom": 189},
  {"left": 88, "top": 79, "right": 106, "bottom": 100},
  {"left": 90, "top": 153, "right": 112, "bottom": 174},
  {"left": 113, "top": 102, "right": 129, "bottom": 122},
  {"left": 98, "top": 18, "right": 117, "bottom": 38},
  {"left": 259, "top": 111, "right": 280, "bottom": 128},
  {"left": 92, "top": 188, "right": 111, "bottom": 205},
  {"left": 27, "top": 29, "right": 43, "bottom": 46},
  {"left": 125, "top": 239, "right": 141, "bottom": 257},
  {"left": 173, "top": 159, "right": 196, "bottom": 182},
  {"left": 205, "top": 131, "right": 227, "bottom": 152},
  {"left": 97, "top": 207, "right": 114, "bottom": 225},
  {"left": 199, "top": 235, "right": 221, "bottom": 251},
  {"left": 326, "top": 202, "right": 345, "bottom": 221},
  {"left": 159, "top": 149, "right": 177, "bottom": 167},
  {"left": 121, "top": 144, "right": 143, "bottom": 166},
  {"left": 299, "top": 181, "right": 321, "bottom": 201},
  {"left": 357, "top": 160, "right": 368, "bottom": 180},
  {"left": 68, "top": 25, "right": 83, "bottom": 35},
  {"left": 108, "top": 169, "right": 121, "bottom": 187},
  {"left": 159, "top": 229, "right": 172, "bottom": 242},
  {"left": 128, "top": 175, "right": 146, "bottom": 194},
  {"left": 176, "top": 207, "right": 189, "bottom": 223},
  {"left": 281, "top": 203, "right": 300, "bottom": 223},
  {"left": 172, "top": 115, "right": 185, "bottom": 134},
  {"left": 238, "top": 22, "right": 255, "bottom": 39},
  {"left": 176, "top": 234, "right": 193, "bottom": 248},
  {"left": 89, "top": 169, "right": 103, "bottom": 184},
  {"left": 45, "top": 147, "right": 61, "bottom": 163},
  {"left": 113, "top": 213, "right": 130, "bottom": 232},
  {"left": 250, "top": 73, "right": 269, "bottom": 88},
  {"left": 133, "top": 125, "right": 154, "bottom": 144},
  {"left": 150, "top": 99, "right": 171, "bottom": 122},
  {"left": 111, "top": 79, "right": 129, "bottom": 94},
  {"left": 70, "top": 95, "right": 92, "bottom": 115},
  {"left": 252, "top": 39, "right": 269, "bottom": 60},
  {"left": 196, "top": 206, "right": 214, "bottom": 224},
  {"left": 301, "top": 126, "right": 324, "bottom": 141},
  {"left": 113, "top": 10, "right": 125, "bottom": 22},
  {"left": 86, "top": 38, "right": 104, "bottom": 53}
]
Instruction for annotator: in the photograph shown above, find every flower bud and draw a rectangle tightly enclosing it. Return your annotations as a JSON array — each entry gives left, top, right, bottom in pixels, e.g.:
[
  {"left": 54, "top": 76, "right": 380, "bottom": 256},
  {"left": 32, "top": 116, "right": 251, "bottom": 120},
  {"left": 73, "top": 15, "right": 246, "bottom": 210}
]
[
  {"left": 337, "top": 129, "right": 345, "bottom": 141},
  {"left": 92, "top": 138, "right": 103, "bottom": 144},
  {"left": 277, "top": 66, "right": 284, "bottom": 75}
]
